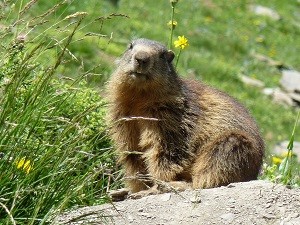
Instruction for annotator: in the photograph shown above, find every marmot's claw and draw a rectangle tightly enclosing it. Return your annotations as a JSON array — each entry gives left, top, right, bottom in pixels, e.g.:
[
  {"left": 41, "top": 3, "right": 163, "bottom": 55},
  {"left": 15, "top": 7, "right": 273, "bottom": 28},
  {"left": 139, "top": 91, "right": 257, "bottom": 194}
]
[
  {"left": 127, "top": 185, "right": 160, "bottom": 199},
  {"left": 127, "top": 192, "right": 145, "bottom": 200}
]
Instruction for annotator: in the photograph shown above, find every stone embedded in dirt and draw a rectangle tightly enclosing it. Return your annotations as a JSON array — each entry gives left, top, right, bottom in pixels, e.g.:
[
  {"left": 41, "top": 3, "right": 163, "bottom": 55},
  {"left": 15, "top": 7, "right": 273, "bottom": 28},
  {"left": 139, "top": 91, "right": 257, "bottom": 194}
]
[
  {"left": 272, "top": 88, "right": 295, "bottom": 107},
  {"left": 262, "top": 87, "right": 274, "bottom": 96},
  {"left": 273, "top": 141, "right": 300, "bottom": 162},
  {"left": 250, "top": 5, "right": 281, "bottom": 20},
  {"left": 189, "top": 195, "right": 201, "bottom": 203},
  {"left": 55, "top": 180, "right": 300, "bottom": 225},
  {"left": 280, "top": 69, "right": 300, "bottom": 93},
  {"left": 160, "top": 193, "right": 171, "bottom": 201},
  {"left": 262, "top": 69, "right": 300, "bottom": 108},
  {"left": 251, "top": 52, "right": 285, "bottom": 69},
  {"left": 220, "top": 212, "right": 235, "bottom": 223},
  {"left": 288, "top": 92, "right": 300, "bottom": 106},
  {"left": 240, "top": 75, "right": 265, "bottom": 88},
  {"left": 262, "top": 87, "right": 300, "bottom": 108}
]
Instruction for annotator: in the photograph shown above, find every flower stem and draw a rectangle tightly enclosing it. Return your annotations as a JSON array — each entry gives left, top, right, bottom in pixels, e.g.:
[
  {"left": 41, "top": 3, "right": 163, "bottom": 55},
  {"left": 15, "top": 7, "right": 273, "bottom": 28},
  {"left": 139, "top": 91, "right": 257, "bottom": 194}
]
[
  {"left": 175, "top": 49, "right": 182, "bottom": 69},
  {"left": 168, "top": 5, "right": 175, "bottom": 50}
]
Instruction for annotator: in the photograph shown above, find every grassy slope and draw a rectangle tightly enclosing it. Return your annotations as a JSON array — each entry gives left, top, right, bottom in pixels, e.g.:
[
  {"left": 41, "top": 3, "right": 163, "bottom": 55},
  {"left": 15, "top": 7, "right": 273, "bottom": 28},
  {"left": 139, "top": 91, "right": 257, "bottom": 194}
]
[
  {"left": 0, "top": 1, "right": 298, "bottom": 223},
  {"left": 96, "top": 0, "right": 299, "bottom": 157},
  {"left": 18, "top": 0, "right": 298, "bottom": 159},
  {"left": 25, "top": 0, "right": 298, "bottom": 160},
  {"left": 42, "top": 0, "right": 298, "bottom": 184}
]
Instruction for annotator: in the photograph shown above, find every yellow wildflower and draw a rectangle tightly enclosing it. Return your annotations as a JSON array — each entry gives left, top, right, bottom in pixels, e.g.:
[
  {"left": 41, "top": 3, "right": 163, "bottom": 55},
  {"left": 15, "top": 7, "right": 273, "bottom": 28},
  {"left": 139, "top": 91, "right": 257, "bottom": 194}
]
[
  {"left": 204, "top": 16, "right": 213, "bottom": 24},
  {"left": 255, "top": 36, "right": 264, "bottom": 43},
  {"left": 168, "top": 20, "right": 178, "bottom": 29},
  {"left": 253, "top": 19, "right": 263, "bottom": 26},
  {"left": 241, "top": 35, "right": 249, "bottom": 42},
  {"left": 174, "top": 35, "right": 189, "bottom": 49},
  {"left": 16, "top": 157, "right": 33, "bottom": 174},
  {"left": 272, "top": 156, "right": 282, "bottom": 165},
  {"left": 281, "top": 151, "right": 295, "bottom": 158},
  {"left": 268, "top": 46, "right": 277, "bottom": 57}
]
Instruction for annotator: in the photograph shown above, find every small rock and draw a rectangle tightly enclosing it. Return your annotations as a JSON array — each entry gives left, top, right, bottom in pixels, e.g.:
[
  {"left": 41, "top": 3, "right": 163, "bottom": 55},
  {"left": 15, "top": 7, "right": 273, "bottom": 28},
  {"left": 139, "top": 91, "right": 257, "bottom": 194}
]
[
  {"left": 160, "top": 193, "right": 171, "bottom": 202},
  {"left": 228, "top": 198, "right": 236, "bottom": 204},
  {"left": 280, "top": 213, "right": 300, "bottom": 225},
  {"left": 272, "top": 88, "right": 295, "bottom": 107},
  {"left": 280, "top": 70, "right": 300, "bottom": 92},
  {"left": 190, "top": 194, "right": 201, "bottom": 203},
  {"left": 227, "top": 183, "right": 235, "bottom": 188},
  {"left": 290, "top": 212, "right": 300, "bottom": 218},
  {"left": 138, "top": 212, "right": 154, "bottom": 219},
  {"left": 264, "top": 203, "right": 272, "bottom": 208},
  {"left": 220, "top": 212, "right": 235, "bottom": 223},
  {"left": 250, "top": 5, "right": 280, "bottom": 20},
  {"left": 262, "top": 213, "right": 277, "bottom": 219},
  {"left": 127, "top": 214, "right": 134, "bottom": 222},
  {"left": 240, "top": 75, "right": 265, "bottom": 88},
  {"left": 251, "top": 52, "right": 285, "bottom": 69},
  {"left": 288, "top": 92, "right": 300, "bottom": 106},
  {"left": 262, "top": 87, "right": 275, "bottom": 96}
]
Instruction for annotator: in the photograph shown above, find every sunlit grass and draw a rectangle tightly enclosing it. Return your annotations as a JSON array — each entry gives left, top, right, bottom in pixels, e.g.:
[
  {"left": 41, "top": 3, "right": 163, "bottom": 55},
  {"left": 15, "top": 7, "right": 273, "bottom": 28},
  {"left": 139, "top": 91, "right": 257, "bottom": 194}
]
[
  {"left": 0, "top": 0, "right": 299, "bottom": 223},
  {"left": 0, "top": 1, "right": 117, "bottom": 224}
]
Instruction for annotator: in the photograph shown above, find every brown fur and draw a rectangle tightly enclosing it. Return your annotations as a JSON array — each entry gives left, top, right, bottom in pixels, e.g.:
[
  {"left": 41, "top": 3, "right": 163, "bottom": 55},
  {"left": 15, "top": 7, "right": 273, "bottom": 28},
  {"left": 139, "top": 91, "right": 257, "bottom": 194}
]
[{"left": 106, "top": 39, "right": 264, "bottom": 193}]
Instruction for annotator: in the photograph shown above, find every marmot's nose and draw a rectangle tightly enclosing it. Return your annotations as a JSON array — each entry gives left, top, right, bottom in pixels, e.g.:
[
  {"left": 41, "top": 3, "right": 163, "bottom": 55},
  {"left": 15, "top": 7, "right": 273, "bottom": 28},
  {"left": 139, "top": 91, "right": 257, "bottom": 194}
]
[{"left": 134, "top": 51, "right": 150, "bottom": 67}]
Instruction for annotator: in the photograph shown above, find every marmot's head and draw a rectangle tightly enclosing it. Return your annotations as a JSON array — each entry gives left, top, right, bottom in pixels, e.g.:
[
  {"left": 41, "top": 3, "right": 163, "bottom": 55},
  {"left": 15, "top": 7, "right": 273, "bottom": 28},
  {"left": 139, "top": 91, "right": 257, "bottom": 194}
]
[{"left": 114, "top": 39, "right": 176, "bottom": 86}]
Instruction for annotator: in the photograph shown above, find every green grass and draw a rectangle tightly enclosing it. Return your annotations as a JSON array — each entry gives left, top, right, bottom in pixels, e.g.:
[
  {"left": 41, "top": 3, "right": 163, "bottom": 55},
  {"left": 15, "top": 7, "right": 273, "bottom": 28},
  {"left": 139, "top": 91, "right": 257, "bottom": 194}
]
[
  {"left": 98, "top": 0, "right": 300, "bottom": 179},
  {"left": 0, "top": 1, "right": 117, "bottom": 224},
  {"left": 0, "top": 0, "right": 299, "bottom": 223},
  {"left": 89, "top": 0, "right": 300, "bottom": 178},
  {"left": 261, "top": 111, "right": 300, "bottom": 186},
  {"left": 98, "top": 0, "right": 299, "bottom": 157}
]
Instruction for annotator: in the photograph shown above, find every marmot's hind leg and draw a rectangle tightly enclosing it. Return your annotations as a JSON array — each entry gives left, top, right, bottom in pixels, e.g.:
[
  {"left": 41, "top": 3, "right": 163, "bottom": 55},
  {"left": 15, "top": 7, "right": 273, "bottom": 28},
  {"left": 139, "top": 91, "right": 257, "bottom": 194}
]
[{"left": 192, "top": 131, "right": 263, "bottom": 189}]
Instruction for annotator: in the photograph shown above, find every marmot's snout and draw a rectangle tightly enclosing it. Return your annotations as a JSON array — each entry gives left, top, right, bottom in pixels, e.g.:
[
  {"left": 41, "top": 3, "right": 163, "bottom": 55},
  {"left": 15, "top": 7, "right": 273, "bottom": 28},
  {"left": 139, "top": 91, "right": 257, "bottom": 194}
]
[{"left": 133, "top": 51, "right": 152, "bottom": 74}]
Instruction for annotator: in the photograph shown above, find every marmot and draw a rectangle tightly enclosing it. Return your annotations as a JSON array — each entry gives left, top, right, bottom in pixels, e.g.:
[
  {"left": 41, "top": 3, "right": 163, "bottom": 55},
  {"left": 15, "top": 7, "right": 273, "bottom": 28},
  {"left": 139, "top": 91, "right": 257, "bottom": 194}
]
[{"left": 107, "top": 38, "right": 264, "bottom": 198}]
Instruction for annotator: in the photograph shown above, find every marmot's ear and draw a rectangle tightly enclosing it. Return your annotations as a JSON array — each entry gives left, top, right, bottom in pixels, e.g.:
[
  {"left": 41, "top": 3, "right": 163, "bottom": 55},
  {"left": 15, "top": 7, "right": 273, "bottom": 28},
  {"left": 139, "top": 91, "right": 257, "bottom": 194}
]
[{"left": 166, "top": 50, "right": 175, "bottom": 63}]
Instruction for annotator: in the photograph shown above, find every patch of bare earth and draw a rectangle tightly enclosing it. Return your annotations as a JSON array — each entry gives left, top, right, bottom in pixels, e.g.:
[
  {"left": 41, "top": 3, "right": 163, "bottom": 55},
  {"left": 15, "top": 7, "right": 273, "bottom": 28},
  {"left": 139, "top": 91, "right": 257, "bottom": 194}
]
[{"left": 55, "top": 180, "right": 300, "bottom": 225}]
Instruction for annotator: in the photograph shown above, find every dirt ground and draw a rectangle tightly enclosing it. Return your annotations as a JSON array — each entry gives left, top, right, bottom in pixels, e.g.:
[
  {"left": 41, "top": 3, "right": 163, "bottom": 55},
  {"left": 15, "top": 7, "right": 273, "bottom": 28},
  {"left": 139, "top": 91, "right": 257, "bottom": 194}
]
[{"left": 55, "top": 180, "right": 300, "bottom": 225}]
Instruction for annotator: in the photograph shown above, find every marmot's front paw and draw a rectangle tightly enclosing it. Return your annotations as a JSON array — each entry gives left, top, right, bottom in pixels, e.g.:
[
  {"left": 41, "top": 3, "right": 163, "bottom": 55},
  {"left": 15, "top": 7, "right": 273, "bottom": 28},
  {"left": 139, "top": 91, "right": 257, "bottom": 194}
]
[
  {"left": 127, "top": 184, "right": 160, "bottom": 199},
  {"left": 109, "top": 188, "right": 130, "bottom": 202}
]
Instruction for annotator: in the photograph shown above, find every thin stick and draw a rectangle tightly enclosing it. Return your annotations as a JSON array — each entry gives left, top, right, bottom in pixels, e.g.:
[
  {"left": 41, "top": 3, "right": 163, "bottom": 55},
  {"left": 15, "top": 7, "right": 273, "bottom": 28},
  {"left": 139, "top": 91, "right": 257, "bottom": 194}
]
[
  {"left": 117, "top": 116, "right": 159, "bottom": 122},
  {"left": 168, "top": 5, "right": 175, "bottom": 50}
]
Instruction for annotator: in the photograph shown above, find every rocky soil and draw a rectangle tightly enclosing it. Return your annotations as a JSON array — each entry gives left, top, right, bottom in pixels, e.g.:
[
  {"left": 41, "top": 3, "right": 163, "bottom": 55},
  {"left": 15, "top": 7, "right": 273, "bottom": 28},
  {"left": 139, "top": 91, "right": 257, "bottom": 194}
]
[{"left": 55, "top": 180, "right": 300, "bottom": 225}]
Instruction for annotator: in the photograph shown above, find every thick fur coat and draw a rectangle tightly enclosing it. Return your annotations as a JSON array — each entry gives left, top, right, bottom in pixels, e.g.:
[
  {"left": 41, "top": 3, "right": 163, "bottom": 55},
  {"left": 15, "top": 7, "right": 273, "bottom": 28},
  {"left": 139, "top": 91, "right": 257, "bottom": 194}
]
[{"left": 106, "top": 39, "right": 264, "bottom": 193}]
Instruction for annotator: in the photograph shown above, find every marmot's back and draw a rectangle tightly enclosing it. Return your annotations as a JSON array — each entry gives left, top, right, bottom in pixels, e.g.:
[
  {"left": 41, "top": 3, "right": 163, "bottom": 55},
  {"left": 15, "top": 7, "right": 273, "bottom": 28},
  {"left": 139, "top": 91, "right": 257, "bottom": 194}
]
[
  {"left": 185, "top": 79, "right": 263, "bottom": 142},
  {"left": 107, "top": 38, "right": 264, "bottom": 194}
]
